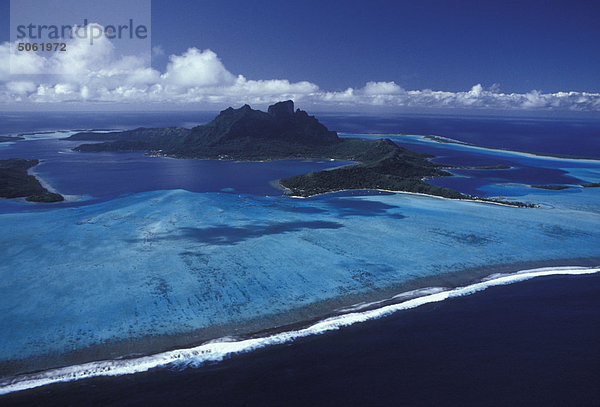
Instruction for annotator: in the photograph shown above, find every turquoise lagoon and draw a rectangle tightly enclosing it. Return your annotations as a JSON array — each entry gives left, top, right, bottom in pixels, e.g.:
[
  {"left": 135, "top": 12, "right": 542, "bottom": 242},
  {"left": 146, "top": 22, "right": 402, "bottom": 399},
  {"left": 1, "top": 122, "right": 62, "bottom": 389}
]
[{"left": 1, "top": 131, "right": 599, "bottom": 375}]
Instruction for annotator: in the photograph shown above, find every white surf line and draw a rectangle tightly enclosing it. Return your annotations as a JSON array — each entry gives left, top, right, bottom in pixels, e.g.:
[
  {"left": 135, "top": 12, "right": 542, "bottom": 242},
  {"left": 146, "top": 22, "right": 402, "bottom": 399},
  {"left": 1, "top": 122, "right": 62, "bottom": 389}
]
[
  {"left": 20, "top": 131, "right": 80, "bottom": 141},
  {"left": 1, "top": 266, "right": 598, "bottom": 395}
]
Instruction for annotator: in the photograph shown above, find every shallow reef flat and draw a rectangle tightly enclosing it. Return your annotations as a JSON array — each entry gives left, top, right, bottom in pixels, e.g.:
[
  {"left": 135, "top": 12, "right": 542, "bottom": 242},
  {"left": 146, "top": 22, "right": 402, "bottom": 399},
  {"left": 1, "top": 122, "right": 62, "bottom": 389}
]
[{"left": 1, "top": 188, "right": 599, "bottom": 374}]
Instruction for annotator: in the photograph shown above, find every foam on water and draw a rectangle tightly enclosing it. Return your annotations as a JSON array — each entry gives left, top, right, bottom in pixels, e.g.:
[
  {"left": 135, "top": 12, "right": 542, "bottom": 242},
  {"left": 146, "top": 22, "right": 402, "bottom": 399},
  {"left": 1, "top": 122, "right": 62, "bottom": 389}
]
[
  {"left": 20, "top": 131, "right": 79, "bottom": 141},
  {"left": 336, "top": 287, "right": 447, "bottom": 313},
  {"left": 344, "top": 133, "right": 600, "bottom": 166},
  {"left": 1, "top": 266, "right": 597, "bottom": 395}
]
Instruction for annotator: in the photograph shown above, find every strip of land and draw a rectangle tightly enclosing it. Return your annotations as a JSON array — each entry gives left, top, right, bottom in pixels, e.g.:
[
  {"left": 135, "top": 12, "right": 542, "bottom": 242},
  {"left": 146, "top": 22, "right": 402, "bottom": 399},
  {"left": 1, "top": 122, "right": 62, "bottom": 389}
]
[
  {"left": 532, "top": 184, "right": 570, "bottom": 190},
  {"left": 0, "top": 136, "right": 24, "bottom": 143},
  {"left": 0, "top": 159, "right": 64, "bottom": 202}
]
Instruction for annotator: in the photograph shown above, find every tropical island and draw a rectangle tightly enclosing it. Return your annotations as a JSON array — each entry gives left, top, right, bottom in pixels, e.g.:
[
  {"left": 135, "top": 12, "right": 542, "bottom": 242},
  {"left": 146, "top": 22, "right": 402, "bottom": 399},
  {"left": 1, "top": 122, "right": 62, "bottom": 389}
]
[
  {"left": 0, "top": 159, "right": 64, "bottom": 202},
  {"left": 67, "top": 101, "right": 533, "bottom": 206}
]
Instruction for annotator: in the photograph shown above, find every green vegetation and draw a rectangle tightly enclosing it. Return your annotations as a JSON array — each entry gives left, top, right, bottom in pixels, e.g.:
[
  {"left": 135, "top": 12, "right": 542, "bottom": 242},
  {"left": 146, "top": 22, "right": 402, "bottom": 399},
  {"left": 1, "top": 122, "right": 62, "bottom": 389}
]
[
  {"left": 67, "top": 101, "right": 533, "bottom": 206},
  {"left": 531, "top": 184, "right": 570, "bottom": 190},
  {"left": 280, "top": 139, "right": 463, "bottom": 199},
  {"left": 0, "top": 159, "right": 64, "bottom": 202},
  {"left": 69, "top": 101, "right": 338, "bottom": 160}
]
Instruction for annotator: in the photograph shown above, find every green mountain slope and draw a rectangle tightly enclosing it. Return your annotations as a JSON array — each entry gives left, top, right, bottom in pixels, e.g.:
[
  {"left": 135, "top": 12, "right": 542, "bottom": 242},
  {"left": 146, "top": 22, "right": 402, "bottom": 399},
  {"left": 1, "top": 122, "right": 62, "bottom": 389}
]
[{"left": 66, "top": 101, "right": 532, "bottom": 205}]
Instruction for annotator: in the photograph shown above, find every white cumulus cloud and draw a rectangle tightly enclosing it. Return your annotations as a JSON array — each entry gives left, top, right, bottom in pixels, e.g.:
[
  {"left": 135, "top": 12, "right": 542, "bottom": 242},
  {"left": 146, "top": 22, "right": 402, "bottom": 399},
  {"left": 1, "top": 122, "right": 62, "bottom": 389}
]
[
  {"left": 161, "top": 48, "right": 235, "bottom": 88},
  {"left": 1, "top": 38, "right": 599, "bottom": 112}
]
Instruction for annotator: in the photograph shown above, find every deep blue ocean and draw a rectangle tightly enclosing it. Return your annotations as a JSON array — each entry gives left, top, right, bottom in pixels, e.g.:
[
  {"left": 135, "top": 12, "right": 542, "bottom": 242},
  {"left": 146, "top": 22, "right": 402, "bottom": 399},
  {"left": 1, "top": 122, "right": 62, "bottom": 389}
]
[
  {"left": 0, "top": 111, "right": 599, "bottom": 406},
  {"left": 2, "top": 274, "right": 598, "bottom": 407},
  {"left": 320, "top": 113, "right": 600, "bottom": 159}
]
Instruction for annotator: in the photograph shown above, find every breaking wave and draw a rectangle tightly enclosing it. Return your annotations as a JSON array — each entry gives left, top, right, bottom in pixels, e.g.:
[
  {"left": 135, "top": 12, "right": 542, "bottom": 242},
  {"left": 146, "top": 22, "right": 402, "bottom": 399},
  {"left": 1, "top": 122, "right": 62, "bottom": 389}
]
[{"left": 1, "top": 266, "right": 598, "bottom": 395}]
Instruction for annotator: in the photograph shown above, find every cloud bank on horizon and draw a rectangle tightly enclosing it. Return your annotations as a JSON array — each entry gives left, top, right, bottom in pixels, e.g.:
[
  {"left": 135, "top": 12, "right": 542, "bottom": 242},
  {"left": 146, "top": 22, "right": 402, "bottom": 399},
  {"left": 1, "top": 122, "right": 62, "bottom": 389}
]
[{"left": 2, "top": 35, "right": 600, "bottom": 112}]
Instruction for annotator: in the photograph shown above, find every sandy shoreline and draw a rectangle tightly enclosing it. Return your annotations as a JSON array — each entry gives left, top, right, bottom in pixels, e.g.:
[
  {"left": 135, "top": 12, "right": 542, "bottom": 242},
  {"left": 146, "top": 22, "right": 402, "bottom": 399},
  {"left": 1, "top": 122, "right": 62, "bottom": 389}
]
[
  {"left": 1, "top": 256, "right": 598, "bottom": 381},
  {"left": 27, "top": 166, "right": 58, "bottom": 195},
  {"left": 26, "top": 163, "right": 81, "bottom": 203},
  {"left": 279, "top": 184, "right": 536, "bottom": 208}
]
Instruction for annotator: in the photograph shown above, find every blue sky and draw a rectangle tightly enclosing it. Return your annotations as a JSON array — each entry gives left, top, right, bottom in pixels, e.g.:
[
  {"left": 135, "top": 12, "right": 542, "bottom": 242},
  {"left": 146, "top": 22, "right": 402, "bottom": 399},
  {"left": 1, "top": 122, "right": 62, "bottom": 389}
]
[
  {"left": 149, "top": 0, "right": 600, "bottom": 93},
  {"left": 1, "top": 0, "right": 599, "bottom": 112}
]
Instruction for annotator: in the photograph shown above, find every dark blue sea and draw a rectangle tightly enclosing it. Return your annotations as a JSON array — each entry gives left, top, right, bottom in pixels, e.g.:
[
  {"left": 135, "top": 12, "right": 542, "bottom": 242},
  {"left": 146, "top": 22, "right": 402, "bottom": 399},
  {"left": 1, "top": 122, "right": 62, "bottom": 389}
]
[
  {"left": 320, "top": 113, "right": 600, "bottom": 159},
  {"left": 2, "top": 274, "right": 599, "bottom": 407},
  {"left": 1, "top": 111, "right": 599, "bottom": 406}
]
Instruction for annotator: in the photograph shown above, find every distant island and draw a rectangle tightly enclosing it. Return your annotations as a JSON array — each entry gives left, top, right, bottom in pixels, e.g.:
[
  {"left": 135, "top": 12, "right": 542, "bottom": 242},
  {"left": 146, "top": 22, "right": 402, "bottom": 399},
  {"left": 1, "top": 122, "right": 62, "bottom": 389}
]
[
  {"left": 67, "top": 101, "right": 533, "bottom": 206},
  {"left": 0, "top": 159, "right": 64, "bottom": 202},
  {"left": 0, "top": 136, "right": 24, "bottom": 143},
  {"left": 532, "top": 184, "right": 570, "bottom": 190}
]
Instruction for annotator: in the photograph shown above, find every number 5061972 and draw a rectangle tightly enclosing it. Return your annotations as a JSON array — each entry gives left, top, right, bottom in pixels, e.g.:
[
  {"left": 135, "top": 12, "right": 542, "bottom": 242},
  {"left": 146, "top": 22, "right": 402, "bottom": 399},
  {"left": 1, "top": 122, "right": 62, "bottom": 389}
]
[{"left": 17, "top": 43, "right": 66, "bottom": 51}]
